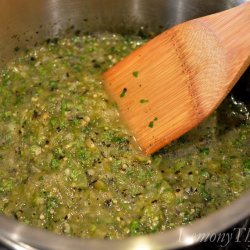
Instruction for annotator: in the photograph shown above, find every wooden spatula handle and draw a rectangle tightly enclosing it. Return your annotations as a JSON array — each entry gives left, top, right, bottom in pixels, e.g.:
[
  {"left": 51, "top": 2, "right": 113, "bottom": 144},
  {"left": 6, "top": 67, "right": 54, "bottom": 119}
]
[{"left": 199, "top": 2, "right": 250, "bottom": 89}]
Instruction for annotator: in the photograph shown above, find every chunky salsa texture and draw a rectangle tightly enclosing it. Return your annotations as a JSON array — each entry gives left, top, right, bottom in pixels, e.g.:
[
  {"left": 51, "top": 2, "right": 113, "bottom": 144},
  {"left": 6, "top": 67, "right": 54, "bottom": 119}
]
[{"left": 0, "top": 33, "right": 249, "bottom": 239}]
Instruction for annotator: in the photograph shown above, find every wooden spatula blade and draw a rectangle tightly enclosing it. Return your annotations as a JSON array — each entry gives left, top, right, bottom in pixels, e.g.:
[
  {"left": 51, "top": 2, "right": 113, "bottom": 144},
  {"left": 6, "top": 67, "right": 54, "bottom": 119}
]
[
  {"left": 103, "top": 4, "right": 250, "bottom": 154},
  {"left": 104, "top": 25, "right": 222, "bottom": 154}
]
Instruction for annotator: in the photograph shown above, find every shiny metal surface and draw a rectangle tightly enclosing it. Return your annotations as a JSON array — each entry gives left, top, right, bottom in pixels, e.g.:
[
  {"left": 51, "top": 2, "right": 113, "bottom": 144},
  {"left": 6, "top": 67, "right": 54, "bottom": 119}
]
[{"left": 0, "top": 0, "right": 249, "bottom": 249}]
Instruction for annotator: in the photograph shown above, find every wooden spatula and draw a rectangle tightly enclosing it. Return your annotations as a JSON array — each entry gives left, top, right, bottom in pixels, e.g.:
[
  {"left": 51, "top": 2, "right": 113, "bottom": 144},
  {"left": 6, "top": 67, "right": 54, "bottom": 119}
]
[{"left": 103, "top": 3, "right": 250, "bottom": 155}]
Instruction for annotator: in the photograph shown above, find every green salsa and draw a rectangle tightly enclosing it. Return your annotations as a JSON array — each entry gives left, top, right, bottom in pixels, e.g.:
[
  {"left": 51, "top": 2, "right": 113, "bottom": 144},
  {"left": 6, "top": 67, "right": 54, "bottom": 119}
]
[{"left": 0, "top": 33, "right": 249, "bottom": 239}]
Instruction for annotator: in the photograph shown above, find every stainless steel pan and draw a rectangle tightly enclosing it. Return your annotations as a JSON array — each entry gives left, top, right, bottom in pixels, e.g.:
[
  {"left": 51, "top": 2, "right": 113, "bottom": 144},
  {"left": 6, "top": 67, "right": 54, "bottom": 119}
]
[{"left": 0, "top": 0, "right": 249, "bottom": 249}]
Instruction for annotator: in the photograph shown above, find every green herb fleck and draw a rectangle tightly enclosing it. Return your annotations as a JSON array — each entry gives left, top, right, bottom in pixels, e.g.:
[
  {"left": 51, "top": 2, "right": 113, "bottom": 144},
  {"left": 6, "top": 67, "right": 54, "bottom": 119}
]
[
  {"left": 120, "top": 88, "right": 127, "bottom": 98},
  {"left": 0, "top": 179, "right": 14, "bottom": 193},
  {"left": 130, "top": 220, "right": 141, "bottom": 236},
  {"left": 111, "top": 136, "right": 128, "bottom": 144},
  {"left": 199, "top": 147, "right": 210, "bottom": 155},
  {"left": 51, "top": 158, "right": 59, "bottom": 170},
  {"left": 149, "top": 121, "right": 154, "bottom": 128},
  {"left": 148, "top": 117, "right": 158, "bottom": 128},
  {"left": 243, "top": 159, "right": 250, "bottom": 175},
  {"left": 46, "top": 197, "right": 59, "bottom": 212},
  {"left": 201, "top": 170, "right": 210, "bottom": 179},
  {"left": 133, "top": 71, "right": 139, "bottom": 78},
  {"left": 140, "top": 99, "right": 149, "bottom": 104}
]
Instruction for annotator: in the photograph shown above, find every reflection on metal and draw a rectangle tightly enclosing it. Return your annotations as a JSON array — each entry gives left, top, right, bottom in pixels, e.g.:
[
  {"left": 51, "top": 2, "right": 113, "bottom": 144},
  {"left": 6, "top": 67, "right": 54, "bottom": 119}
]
[
  {"left": 49, "top": 0, "right": 63, "bottom": 36},
  {"left": 231, "top": 95, "right": 249, "bottom": 120},
  {"left": 133, "top": 240, "right": 152, "bottom": 250},
  {"left": 131, "top": 0, "right": 142, "bottom": 21},
  {"left": 0, "top": 234, "right": 37, "bottom": 250}
]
